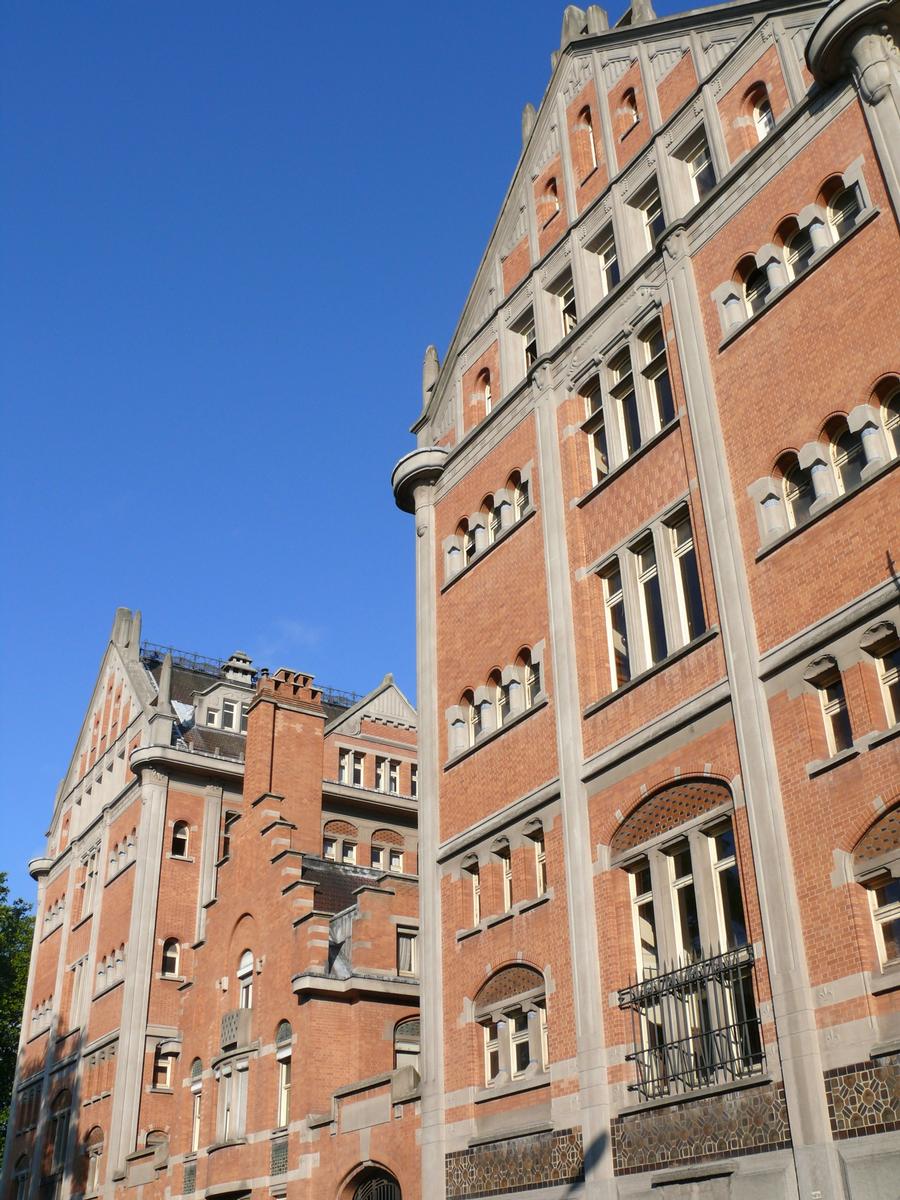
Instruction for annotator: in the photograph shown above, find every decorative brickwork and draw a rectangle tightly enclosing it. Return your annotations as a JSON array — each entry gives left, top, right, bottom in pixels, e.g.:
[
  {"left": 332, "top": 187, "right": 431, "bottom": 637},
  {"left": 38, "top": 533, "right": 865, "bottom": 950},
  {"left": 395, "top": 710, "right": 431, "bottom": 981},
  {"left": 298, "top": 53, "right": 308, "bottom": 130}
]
[
  {"left": 854, "top": 808, "right": 900, "bottom": 862},
  {"left": 182, "top": 1162, "right": 196, "bottom": 1194},
  {"left": 611, "top": 1082, "right": 791, "bottom": 1176},
  {"left": 474, "top": 965, "right": 543, "bottom": 1008},
  {"left": 824, "top": 1056, "right": 900, "bottom": 1138},
  {"left": 445, "top": 1128, "right": 584, "bottom": 1198},
  {"left": 324, "top": 819, "right": 358, "bottom": 837},
  {"left": 372, "top": 828, "right": 404, "bottom": 846},
  {"left": 610, "top": 780, "right": 731, "bottom": 857}
]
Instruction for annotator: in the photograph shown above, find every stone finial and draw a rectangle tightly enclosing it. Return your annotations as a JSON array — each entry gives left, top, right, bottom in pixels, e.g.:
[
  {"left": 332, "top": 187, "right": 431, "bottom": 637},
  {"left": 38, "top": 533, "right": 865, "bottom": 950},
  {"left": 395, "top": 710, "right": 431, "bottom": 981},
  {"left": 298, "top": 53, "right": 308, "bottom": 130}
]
[
  {"left": 156, "top": 652, "right": 173, "bottom": 714},
  {"left": 422, "top": 345, "right": 440, "bottom": 407},
  {"left": 631, "top": 0, "right": 656, "bottom": 23},
  {"left": 587, "top": 6, "right": 609, "bottom": 33},
  {"left": 111, "top": 607, "right": 142, "bottom": 660},
  {"left": 561, "top": 5, "right": 587, "bottom": 49},
  {"left": 521, "top": 102, "right": 537, "bottom": 147}
]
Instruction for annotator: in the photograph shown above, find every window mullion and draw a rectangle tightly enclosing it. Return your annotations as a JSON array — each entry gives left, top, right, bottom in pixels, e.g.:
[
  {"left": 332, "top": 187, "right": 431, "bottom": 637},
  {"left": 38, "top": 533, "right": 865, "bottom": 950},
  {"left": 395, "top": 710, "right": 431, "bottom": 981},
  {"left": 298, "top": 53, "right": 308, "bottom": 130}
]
[
  {"left": 622, "top": 544, "right": 649, "bottom": 676},
  {"left": 686, "top": 828, "right": 720, "bottom": 957},
  {"left": 647, "top": 849, "right": 679, "bottom": 970},
  {"left": 653, "top": 522, "right": 684, "bottom": 652}
]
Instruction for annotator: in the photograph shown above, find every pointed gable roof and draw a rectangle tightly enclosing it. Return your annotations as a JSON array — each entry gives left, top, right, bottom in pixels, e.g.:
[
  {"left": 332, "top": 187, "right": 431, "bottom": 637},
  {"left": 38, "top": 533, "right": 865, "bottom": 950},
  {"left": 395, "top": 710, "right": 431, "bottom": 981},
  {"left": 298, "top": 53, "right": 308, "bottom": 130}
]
[{"left": 325, "top": 673, "right": 416, "bottom": 735}]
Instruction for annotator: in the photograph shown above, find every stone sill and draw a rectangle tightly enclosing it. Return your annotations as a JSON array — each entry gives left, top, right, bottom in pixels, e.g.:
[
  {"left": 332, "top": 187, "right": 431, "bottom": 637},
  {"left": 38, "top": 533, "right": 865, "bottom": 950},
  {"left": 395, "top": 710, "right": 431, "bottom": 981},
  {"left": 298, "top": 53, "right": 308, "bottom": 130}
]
[
  {"left": 864, "top": 723, "right": 900, "bottom": 752},
  {"left": 584, "top": 628, "right": 718, "bottom": 718},
  {"left": 806, "top": 745, "right": 860, "bottom": 778},
  {"left": 617, "top": 1072, "right": 771, "bottom": 1118},
  {"left": 457, "top": 894, "right": 552, "bottom": 942},
  {"left": 575, "top": 416, "right": 680, "bottom": 508},
  {"left": 755, "top": 455, "right": 898, "bottom": 562},
  {"left": 870, "top": 964, "right": 900, "bottom": 996},
  {"left": 579, "top": 166, "right": 599, "bottom": 188},
  {"left": 104, "top": 858, "right": 136, "bottom": 888},
  {"left": 475, "top": 1071, "right": 551, "bottom": 1106},
  {"left": 92, "top": 977, "right": 124, "bottom": 1001},
  {"left": 207, "top": 1139, "right": 247, "bottom": 1155},
  {"left": 719, "top": 208, "right": 879, "bottom": 353},
  {"left": 166, "top": 854, "right": 195, "bottom": 864},
  {"left": 444, "top": 696, "right": 549, "bottom": 771},
  {"left": 441, "top": 509, "right": 536, "bottom": 594}
]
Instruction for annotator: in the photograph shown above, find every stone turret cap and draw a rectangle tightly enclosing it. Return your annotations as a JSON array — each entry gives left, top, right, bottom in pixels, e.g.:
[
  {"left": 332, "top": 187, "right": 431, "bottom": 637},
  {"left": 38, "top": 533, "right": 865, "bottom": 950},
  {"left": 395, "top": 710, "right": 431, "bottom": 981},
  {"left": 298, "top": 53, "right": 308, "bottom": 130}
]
[{"left": 806, "top": 0, "right": 900, "bottom": 83}]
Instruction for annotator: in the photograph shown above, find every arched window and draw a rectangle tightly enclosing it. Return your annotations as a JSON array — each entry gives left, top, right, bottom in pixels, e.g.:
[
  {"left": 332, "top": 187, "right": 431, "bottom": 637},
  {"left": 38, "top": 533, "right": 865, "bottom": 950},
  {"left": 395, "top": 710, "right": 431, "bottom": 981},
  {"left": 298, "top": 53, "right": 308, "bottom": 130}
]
[
  {"left": 507, "top": 471, "right": 530, "bottom": 521},
  {"left": 749, "top": 85, "right": 774, "bottom": 139},
  {"left": 544, "top": 177, "right": 560, "bottom": 222},
  {"left": 145, "top": 1130, "right": 168, "bottom": 1150},
  {"left": 477, "top": 368, "right": 492, "bottom": 416},
  {"left": 785, "top": 225, "right": 814, "bottom": 278},
  {"left": 13, "top": 1155, "right": 30, "bottom": 1200},
  {"left": 612, "top": 780, "right": 762, "bottom": 1100},
  {"left": 780, "top": 455, "right": 814, "bottom": 528},
  {"left": 489, "top": 669, "right": 510, "bottom": 729},
  {"left": 171, "top": 822, "right": 189, "bottom": 857},
  {"left": 394, "top": 1017, "right": 421, "bottom": 1072},
  {"left": 829, "top": 183, "right": 862, "bottom": 237},
  {"left": 623, "top": 88, "right": 639, "bottom": 128},
  {"left": 457, "top": 519, "right": 476, "bottom": 566},
  {"left": 828, "top": 418, "right": 865, "bottom": 494},
  {"left": 461, "top": 690, "right": 480, "bottom": 748},
  {"left": 84, "top": 1127, "right": 104, "bottom": 1194},
  {"left": 742, "top": 263, "right": 770, "bottom": 315},
  {"left": 190, "top": 1059, "right": 203, "bottom": 1152},
  {"left": 474, "top": 965, "right": 547, "bottom": 1086},
  {"left": 49, "top": 1090, "right": 71, "bottom": 1175},
  {"left": 482, "top": 494, "right": 502, "bottom": 544},
  {"left": 518, "top": 648, "right": 542, "bottom": 709},
  {"left": 578, "top": 105, "right": 597, "bottom": 173},
  {"left": 854, "top": 807, "right": 900, "bottom": 971},
  {"left": 161, "top": 938, "right": 180, "bottom": 978},
  {"left": 353, "top": 1174, "right": 401, "bottom": 1200},
  {"left": 237, "top": 949, "right": 254, "bottom": 1008},
  {"left": 882, "top": 387, "right": 900, "bottom": 457},
  {"left": 275, "top": 1021, "right": 292, "bottom": 1127}
]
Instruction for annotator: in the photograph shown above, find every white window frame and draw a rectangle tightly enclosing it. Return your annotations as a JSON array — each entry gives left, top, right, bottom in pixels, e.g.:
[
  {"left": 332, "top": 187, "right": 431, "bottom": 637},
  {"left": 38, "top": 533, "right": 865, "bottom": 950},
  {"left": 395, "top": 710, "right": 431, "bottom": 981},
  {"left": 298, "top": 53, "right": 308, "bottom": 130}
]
[{"left": 397, "top": 927, "right": 418, "bottom": 976}]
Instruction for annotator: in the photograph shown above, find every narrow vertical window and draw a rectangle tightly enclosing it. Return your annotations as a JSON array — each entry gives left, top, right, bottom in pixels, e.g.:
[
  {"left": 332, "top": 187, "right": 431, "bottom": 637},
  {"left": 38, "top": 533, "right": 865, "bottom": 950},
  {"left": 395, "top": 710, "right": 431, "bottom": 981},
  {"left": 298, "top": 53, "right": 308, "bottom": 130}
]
[
  {"left": 323, "top": 836, "right": 336, "bottom": 861},
  {"left": 636, "top": 181, "right": 664, "bottom": 249},
  {"left": 351, "top": 751, "right": 364, "bottom": 787},
  {"left": 161, "top": 939, "right": 180, "bottom": 978},
  {"left": 783, "top": 459, "right": 814, "bottom": 527},
  {"left": 338, "top": 748, "right": 350, "bottom": 784},
  {"left": 222, "top": 699, "right": 237, "bottom": 731},
  {"left": 818, "top": 672, "right": 853, "bottom": 755},
  {"left": 498, "top": 845, "right": 513, "bottom": 912},
  {"left": 397, "top": 928, "right": 417, "bottom": 976},
  {"left": 341, "top": 840, "right": 357, "bottom": 864},
  {"left": 744, "top": 265, "right": 770, "bottom": 315},
  {"left": 171, "top": 822, "right": 189, "bottom": 857},
  {"left": 594, "top": 226, "right": 620, "bottom": 296},
  {"left": 388, "top": 760, "right": 400, "bottom": 794},
  {"left": 389, "top": 848, "right": 403, "bottom": 872},
  {"left": 559, "top": 275, "right": 578, "bottom": 335},
  {"left": 879, "top": 646, "right": 900, "bottom": 725},
  {"left": 237, "top": 950, "right": 253, "bottom": 1009},
  {"left": 584, "top": 380, "right": 609, "bottom": 483},
  {"left": 635, "top": 537, "right": 668, "bottom": 665},
  {"left": 375, "top": 756, "right": 387, "bottom": 792},
  {"left": 579, "top": 105, "right": 597, "bottom": 173},
  {"left": 410, "top": 763, "right": 418, "bottom": 797},
  {"left": 870, "top": 879, "right": 900, "bottom": 965},
  {"left": 240, "top": 703, "right": 249, "bottom": 733},
  {"left": 829, "top": 184, "right": 862, "bottom": 237},
  {"left": 669, "top": 843, "right": 702, "bottom": 962},
  {"left": 751, "top": 87, "right": 775, "bottom": 139},
  {"left": 709, "top": 822, "right": 747, "bottom": 950},
  {"left": 641, "top": 320, "right": 674, "bottom": 429},
  {"left": 609, "top": 348, "right": 641, "bottom": 456},
  {"left": 277, "top": 1057, "right": 291, "bottom": 1128},
  {"left": 466, "top": 860, "right": 481, "bottom": 924},
  {"left": 530, "top": 828, "right": 547, "bottom": 895},
  {"left": 602, "top": 562, "right": 631, "bottom": 687},
  {"left": 830, "top": 422, "right": 865, "bottom": 494},
  {"left": 630, "top": 860, "right": 658, "bottom": 977},
  {"left": 670, "top": 512, "right": 706, "bottom": 643}
]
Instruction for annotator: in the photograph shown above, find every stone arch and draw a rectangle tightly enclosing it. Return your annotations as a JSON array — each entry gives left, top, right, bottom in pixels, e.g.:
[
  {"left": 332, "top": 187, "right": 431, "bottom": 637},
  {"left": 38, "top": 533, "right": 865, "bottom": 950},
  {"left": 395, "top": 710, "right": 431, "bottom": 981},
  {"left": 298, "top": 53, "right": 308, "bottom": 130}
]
[
  {"left": 474, "top": 963, "right": 544, "bottom": 1010},
  {"left": 609, "top": 776, "right": 732, "bottom": 860},
  {"left": 338, "top": 1163, "right": 402, "bottom": 1200}
]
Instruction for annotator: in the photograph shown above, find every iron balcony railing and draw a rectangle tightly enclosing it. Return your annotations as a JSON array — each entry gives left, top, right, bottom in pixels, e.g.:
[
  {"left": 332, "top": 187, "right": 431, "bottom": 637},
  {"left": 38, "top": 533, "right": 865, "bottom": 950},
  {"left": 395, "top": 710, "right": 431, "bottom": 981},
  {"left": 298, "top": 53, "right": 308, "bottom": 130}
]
[{"left": 618, "top": 944, "right": 764, "bottom": 1101}]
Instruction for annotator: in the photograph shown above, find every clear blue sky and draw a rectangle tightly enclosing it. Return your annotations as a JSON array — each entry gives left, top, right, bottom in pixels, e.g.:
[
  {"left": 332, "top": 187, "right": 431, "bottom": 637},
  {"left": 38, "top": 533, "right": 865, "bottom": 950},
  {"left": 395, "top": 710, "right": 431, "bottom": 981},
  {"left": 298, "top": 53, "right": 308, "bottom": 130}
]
[{"left": 1, "top": 0, "right": 704, "bottom": 904}]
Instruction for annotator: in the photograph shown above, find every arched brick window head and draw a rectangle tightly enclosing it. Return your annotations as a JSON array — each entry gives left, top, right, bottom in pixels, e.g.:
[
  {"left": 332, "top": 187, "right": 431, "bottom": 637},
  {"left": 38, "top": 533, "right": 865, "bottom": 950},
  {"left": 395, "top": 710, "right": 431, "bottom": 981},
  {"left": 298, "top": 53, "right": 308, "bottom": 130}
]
[
  {"left": 474, "top": 965, "right": 547, "bottom": 1086},
  {"left": 171, "top": 822, "right": 189, "bottom": 857}
]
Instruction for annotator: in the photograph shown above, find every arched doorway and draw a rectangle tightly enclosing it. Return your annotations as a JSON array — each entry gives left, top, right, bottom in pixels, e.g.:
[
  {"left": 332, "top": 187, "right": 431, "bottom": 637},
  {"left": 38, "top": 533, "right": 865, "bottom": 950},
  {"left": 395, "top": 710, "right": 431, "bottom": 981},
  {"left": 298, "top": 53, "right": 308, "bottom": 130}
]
[{"left": 353, "top": 1173, "right": 400, "bottom": 1200}]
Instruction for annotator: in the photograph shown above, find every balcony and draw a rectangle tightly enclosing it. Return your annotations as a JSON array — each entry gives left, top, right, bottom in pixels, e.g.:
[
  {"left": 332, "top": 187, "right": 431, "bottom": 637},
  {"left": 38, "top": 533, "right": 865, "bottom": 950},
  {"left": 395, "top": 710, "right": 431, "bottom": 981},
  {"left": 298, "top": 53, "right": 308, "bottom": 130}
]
[
  {"left": 220, "top": 1008, "right": 252, "bottom": 1052},
  {"left": 618, "top": 944, "right": 765, "bottom": 1102}
]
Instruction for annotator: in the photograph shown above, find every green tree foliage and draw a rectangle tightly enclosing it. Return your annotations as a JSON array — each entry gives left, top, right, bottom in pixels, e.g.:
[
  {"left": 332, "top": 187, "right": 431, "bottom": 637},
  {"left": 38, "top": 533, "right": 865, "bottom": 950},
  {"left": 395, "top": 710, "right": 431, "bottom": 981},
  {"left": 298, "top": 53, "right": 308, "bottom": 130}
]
[{"left": 0, "top": 873, "right": 34, "bottom": 1162}]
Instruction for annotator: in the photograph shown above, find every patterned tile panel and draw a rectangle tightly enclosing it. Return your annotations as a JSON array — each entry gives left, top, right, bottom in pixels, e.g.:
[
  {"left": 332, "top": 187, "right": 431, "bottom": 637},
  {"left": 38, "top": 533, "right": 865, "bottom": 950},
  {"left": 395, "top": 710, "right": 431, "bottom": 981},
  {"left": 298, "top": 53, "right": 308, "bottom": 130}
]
[
  {"left": 854, "top": 809, "right": 900, "bottom": 862},
  {"left": 611, "top": 1082, "right": 791, "bottom": 1176},
  {"left": 610, "top": 781, "right": 731, "bottom": 857},
  {"left": 270, "top": 1136, "right": 289, "bottom": 1175},
  {"left": 182, "top": 1162, "right": 196, "bottom": 1194},
  {"left": 824, "top": 1055, "right": 900, "bottom": 1138},
  {"left": 475, "top": 965, "right": 544, "bottom": 1008},
  {"left": 445, "top": 1128, "right": 584, "bottom": 1197}
]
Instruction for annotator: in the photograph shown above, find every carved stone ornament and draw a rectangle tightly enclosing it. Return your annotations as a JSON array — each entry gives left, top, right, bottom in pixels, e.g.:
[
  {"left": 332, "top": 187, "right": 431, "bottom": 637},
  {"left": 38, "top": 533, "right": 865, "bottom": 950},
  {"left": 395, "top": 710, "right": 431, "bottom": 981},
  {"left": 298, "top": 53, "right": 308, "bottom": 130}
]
[{"left": 662, "top": 226, "right": 691, "bottom": 265}]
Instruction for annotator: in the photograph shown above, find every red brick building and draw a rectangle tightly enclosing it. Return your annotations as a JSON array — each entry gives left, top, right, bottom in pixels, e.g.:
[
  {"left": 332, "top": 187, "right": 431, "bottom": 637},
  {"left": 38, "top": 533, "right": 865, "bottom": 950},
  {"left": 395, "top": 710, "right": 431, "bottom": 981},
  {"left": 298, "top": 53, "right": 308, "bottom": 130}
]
[
  {"left": 392, "top": 0, "right": 900, "bottom": 1197},
  {"left": 1, "top": 611, "right": 420, "bottom": 1200}
]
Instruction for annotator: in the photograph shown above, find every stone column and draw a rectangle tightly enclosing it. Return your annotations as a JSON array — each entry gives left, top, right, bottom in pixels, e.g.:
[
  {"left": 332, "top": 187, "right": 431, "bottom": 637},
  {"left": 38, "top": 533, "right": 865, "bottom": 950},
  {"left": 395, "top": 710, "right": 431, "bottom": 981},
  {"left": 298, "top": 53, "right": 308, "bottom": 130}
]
[
  {"left": 392, "top": 446, "right": 448, "bottom": 1200},
  {"left": 532, "top": 364, "right": 615, "bottom": 1196},
  {"left": 107, "top": 763, "right": 169, "bottom": 1175},
  {"left": 661, "top": 224, "right": 845, "bottom": 1200},
  {"left": 807, "top": 0, "right": 900, "bottom": 218}
]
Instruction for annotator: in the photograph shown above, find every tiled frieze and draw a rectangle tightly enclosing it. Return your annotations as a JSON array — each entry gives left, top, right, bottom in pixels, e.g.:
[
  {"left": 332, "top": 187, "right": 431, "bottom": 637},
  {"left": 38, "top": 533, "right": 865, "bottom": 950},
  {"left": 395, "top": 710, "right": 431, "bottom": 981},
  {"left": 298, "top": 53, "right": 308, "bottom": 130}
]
[
  {"left": 611, "top": 1082, "right": 791, "bottom": 1176},
  {"left": 445, "top": 1128, "right": 584, "bottom": 1197},
  {"left": 824, "top": 1055, "right": 900, "bottom": 1139}
]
